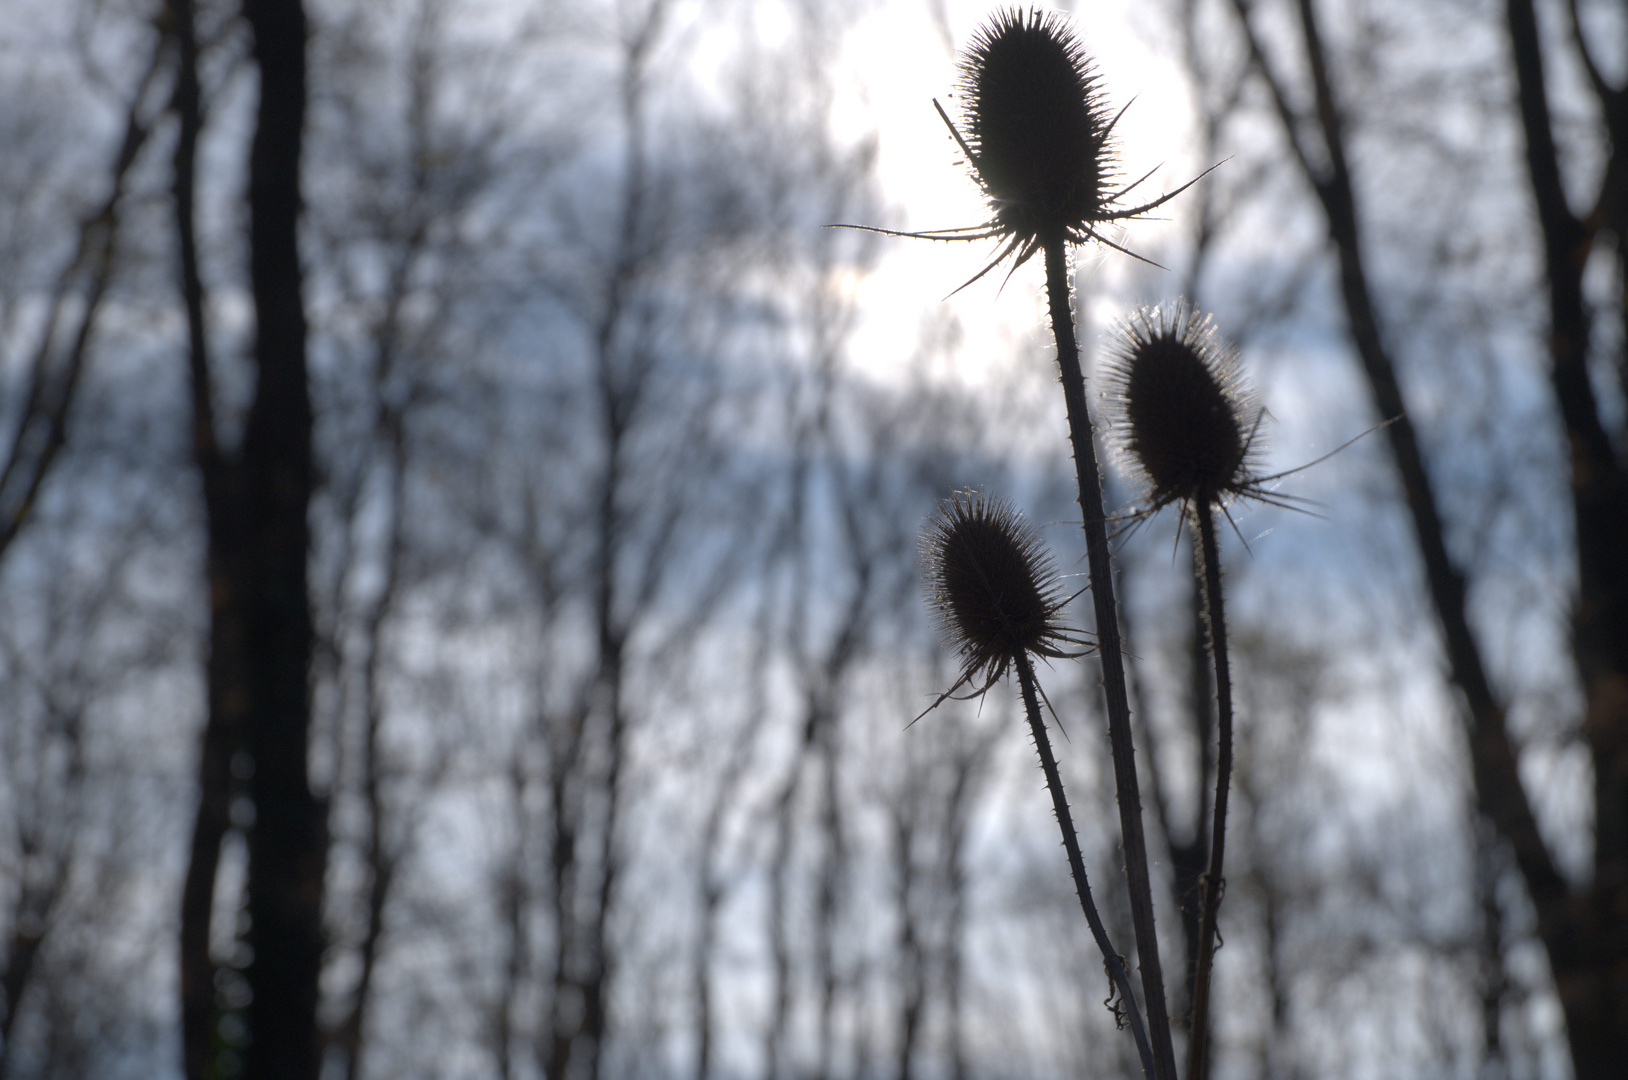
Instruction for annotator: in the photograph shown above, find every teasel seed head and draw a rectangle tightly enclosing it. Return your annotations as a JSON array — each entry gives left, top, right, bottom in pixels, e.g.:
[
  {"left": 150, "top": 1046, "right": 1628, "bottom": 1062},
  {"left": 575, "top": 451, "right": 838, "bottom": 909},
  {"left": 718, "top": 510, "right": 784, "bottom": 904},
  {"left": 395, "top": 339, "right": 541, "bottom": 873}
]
[
  {"left": 920, "top": 489, "right": 1082, "bottom": 708},
  {"left": 1103, "top": 303, "right": 1262, "bottom": 515},
  {"left": 830, "top": 8, "right": 1209, "bottom": 289},
  {"left": 960, "top": 8, "right": 1115, "bottom": 249}
]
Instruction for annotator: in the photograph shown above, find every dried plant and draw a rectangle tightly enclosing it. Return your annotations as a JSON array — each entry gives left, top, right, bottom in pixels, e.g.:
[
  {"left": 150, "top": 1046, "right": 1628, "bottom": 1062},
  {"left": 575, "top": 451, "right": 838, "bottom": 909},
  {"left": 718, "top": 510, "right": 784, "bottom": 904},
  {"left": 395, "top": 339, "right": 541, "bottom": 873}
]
[
  {"left": 919, "top": 489, "right": 1085, "bottom": 710},
  {"left": 918, "top": 490, "right": 1152, "bottom": 1073},
  {"left": 1103, "top": 302, "right": 1257, "bottom": 1080},
  {"left": 863, "top": 11, "right": 1220, "bottom": 1079},
  {"left": 861, "top": 11, "right": 1231, "bottom": 1079},
  {"left": 1103, "top": 304, "right": 1262, "bottom": 518}
]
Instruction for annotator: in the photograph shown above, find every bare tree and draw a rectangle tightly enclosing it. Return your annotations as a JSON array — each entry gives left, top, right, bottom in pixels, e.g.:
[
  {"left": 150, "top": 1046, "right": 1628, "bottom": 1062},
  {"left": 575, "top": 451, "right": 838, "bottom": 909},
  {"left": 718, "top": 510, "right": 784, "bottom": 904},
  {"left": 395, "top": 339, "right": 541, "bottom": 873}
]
[
  {"left": 1501, "top": 4, "right": 1628, "bottom": 1071},
  {"left": 169, "top": 0, "right": 325, "bottom": 1073},
  {"left": 0, "top": 13, "right": 170, "bottom": 563},
  {"left": 238, "top": 0, "right": 326, "bottom": 1073},
  {"left": 1156, "top": 0, "right": 1627, "bottom": 1073}
]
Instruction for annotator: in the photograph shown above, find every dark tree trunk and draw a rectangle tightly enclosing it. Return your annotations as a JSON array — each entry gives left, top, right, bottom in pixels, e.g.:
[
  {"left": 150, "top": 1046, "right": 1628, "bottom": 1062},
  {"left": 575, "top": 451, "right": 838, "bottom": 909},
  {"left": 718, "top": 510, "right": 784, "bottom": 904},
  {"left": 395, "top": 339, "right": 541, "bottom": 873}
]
[
  {"left": 1502, "top": 5, "right": 1628, "bottom": 1076},
  {"left": 239, "top": 2, "right": 326, "bottom": 1078},
  {"left": 171, "top": 1, "right": 247, "bottom": 1076}
]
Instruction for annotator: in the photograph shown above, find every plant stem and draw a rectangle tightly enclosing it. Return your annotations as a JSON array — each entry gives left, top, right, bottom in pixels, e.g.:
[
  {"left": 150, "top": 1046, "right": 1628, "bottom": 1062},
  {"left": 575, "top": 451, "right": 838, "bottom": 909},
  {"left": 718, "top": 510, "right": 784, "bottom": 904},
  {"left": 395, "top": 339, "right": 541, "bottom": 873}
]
[
  {"left": 1014, "top": 652, "right": 1155, "bottom": 1080},
  {"left": 1042, "top": 232, "right": 1177, "bottom": 1080},
  {"left": 1185, "top": 498, "right": 1235, "bottom": 1080}
]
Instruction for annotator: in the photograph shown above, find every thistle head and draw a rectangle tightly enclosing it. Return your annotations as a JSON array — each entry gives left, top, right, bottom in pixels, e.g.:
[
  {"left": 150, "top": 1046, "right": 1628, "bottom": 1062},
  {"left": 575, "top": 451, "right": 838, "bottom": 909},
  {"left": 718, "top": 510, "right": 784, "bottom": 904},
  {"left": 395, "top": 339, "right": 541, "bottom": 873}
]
[
  {"left": 920, "top": 489, "right": 1080, "bottom": 706},
  {"left": 1103, "top": 303, "right": 1262, "bottom": 515},
  {"left": 960, "top": 8, "right": 1116, "bottom": 249},
  {"left": 830, "top": 8, "right": 1207, "bottom": 290}
]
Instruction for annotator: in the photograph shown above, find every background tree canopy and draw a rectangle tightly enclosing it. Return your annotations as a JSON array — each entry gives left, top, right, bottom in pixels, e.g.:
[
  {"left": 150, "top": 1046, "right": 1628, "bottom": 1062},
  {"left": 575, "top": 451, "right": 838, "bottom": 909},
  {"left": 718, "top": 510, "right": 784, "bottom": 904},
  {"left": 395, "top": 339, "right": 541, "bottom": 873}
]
[{"left": 0, "top": 1, "right": 1621, "bottom": 1078}]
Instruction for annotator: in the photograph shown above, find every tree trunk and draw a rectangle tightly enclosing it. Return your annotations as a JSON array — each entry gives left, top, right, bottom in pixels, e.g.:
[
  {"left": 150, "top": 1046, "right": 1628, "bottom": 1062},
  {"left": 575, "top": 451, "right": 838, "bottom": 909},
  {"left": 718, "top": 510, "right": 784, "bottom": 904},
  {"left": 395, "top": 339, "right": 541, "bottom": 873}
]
[
  {"left": 172, "top": 1, "right": 246, "bottom": 1074},
  {"left": 1502, "top": 5, "right": 1628, "bottom": 1075},
  {"left": 240, "top": 2, "right": 326, "bottom": 1078}
]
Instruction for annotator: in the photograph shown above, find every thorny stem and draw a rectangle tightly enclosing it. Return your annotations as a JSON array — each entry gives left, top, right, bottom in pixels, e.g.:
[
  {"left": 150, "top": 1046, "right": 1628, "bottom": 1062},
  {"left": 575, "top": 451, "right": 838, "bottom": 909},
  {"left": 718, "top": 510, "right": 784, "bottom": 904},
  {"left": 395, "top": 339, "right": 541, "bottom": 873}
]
[
  {"left": 1014, "top": 652, "right": 1156, "bottom": 1080},
  {"left": 1185, "top": 499, "right": 1234, "bottom": 1080},
  {"left": 1042, "top": 232, "right": 1178, "bottom": 1080}
]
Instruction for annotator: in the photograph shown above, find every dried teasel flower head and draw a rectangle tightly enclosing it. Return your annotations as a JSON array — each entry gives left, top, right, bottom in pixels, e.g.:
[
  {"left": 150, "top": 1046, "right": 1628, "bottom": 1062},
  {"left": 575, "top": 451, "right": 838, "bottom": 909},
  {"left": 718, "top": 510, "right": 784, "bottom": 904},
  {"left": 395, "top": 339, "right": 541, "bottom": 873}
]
[
  {"left": 960, "top": 8, "right": 1115, "bottom": 251},
  {"left": 919, "top": 490, "right": 1085, "bottom": 713},
  {"left": 1103, "top": 303, "right": 1263, "bottom": 515},
  {"left": 830, "top": 8, "right": 1209, "bottom": 290}
]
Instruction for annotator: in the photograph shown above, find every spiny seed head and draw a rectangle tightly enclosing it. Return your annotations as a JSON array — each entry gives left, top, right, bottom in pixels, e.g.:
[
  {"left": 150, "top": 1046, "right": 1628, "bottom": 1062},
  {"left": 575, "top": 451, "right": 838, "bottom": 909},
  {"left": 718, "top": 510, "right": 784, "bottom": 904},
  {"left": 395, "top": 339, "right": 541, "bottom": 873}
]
[
  {"left": 921, "top": 489, "right": 1074, "bottom": 694},
  {"left": 1103, "top": 303, "right": 1260, "bottom": 513},
  {"left": 961, "top": 8, "right": 1116, "bottom": 246},
  {"left": 831, "top": 7, "right": 1204, "bottom": 293}
]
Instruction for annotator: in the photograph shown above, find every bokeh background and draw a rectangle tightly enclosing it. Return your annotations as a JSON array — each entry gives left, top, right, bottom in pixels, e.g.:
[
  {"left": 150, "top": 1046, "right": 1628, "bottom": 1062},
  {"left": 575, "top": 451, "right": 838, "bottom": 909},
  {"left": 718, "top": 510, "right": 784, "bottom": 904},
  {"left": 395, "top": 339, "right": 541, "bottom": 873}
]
[{"left": 0, "top": 0, "right": 1621, "bottom": 1078}]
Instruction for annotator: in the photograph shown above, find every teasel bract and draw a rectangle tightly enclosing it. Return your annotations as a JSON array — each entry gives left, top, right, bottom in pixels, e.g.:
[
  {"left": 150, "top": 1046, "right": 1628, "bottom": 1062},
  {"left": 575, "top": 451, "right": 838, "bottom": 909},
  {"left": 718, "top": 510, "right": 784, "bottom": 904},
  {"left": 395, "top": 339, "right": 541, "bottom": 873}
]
[
  {"left": 956, "top": 7, "right": 1209, "bottom": 257},
  {"left": 841, "top": 8, "right": 1204, "bottom": 289},
  {"left": 957, "top": 9, "right": 1118, "bottom": 268},
  {"left": 918, "top": 489, "right": 1083, "bottom": 710},
  {"left": 1102, "top": 302, "right": 1264, "bottom": 520}
]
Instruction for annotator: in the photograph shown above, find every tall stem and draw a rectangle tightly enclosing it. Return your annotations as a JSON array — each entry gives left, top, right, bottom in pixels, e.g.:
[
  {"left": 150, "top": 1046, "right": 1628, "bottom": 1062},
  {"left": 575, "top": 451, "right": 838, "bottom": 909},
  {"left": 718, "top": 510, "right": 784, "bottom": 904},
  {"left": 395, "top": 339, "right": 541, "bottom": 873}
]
[
  {"left": 1014, "top": 653, "right": 1155, "bottom": 1080},
  {"left": 1185, "top": 499, "right": 1235, "bottom": 1080},
  {"left": 1042, "top": 233, "right": 1177, "bottom": 1080}
]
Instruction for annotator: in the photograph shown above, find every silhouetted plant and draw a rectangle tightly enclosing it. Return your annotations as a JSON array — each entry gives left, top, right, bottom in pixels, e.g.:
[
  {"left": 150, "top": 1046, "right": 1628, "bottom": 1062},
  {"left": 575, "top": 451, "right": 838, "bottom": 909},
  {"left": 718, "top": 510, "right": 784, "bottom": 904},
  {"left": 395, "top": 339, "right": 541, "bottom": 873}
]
[
  {"left": 919, "top": 488, "right": 1084, "bottom": 708},
  {"left": 1103, "top": 303, "right": 1259, "bottom": 1080},
  {"left": 947, "top": 13, "right": 1200, "bottom": 1078},
  {"left": 844, "top": 8, "right": 1204, "bottom": 291},
  {"left": 1103, "top": 305, "right": 1261, "bottom": 516},
  {"left": 870, "top": 11, "right": 1218, "bottom": 1079},
  {"left": 855, "top": 8, "right": 1267, "bottom": 1078},
  {"left": 918, "top": 490, "right": 1152, "bottom": 1075}
]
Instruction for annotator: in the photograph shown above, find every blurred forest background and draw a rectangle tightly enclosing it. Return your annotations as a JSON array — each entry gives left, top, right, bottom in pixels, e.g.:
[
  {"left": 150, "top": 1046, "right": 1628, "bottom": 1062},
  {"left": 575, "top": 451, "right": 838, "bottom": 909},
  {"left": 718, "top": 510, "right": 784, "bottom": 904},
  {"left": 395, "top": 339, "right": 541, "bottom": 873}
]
[{"left": 0, "top": 0, "right": 1623, "bottom": 1078}]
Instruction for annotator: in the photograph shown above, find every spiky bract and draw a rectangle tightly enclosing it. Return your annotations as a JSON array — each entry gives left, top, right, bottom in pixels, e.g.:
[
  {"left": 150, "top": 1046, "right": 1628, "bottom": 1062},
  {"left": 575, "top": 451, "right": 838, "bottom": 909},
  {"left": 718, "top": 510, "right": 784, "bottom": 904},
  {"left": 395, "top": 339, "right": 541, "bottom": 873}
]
[
  {"left": 961, "top": 8, "right": 1115, "bottom": 250},
  {"left": 921, "top": 490, "right": 1076, "bottom": 699},
  {"left": 1103, "top": 304, "right": 1260, "bottom": 513}
]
